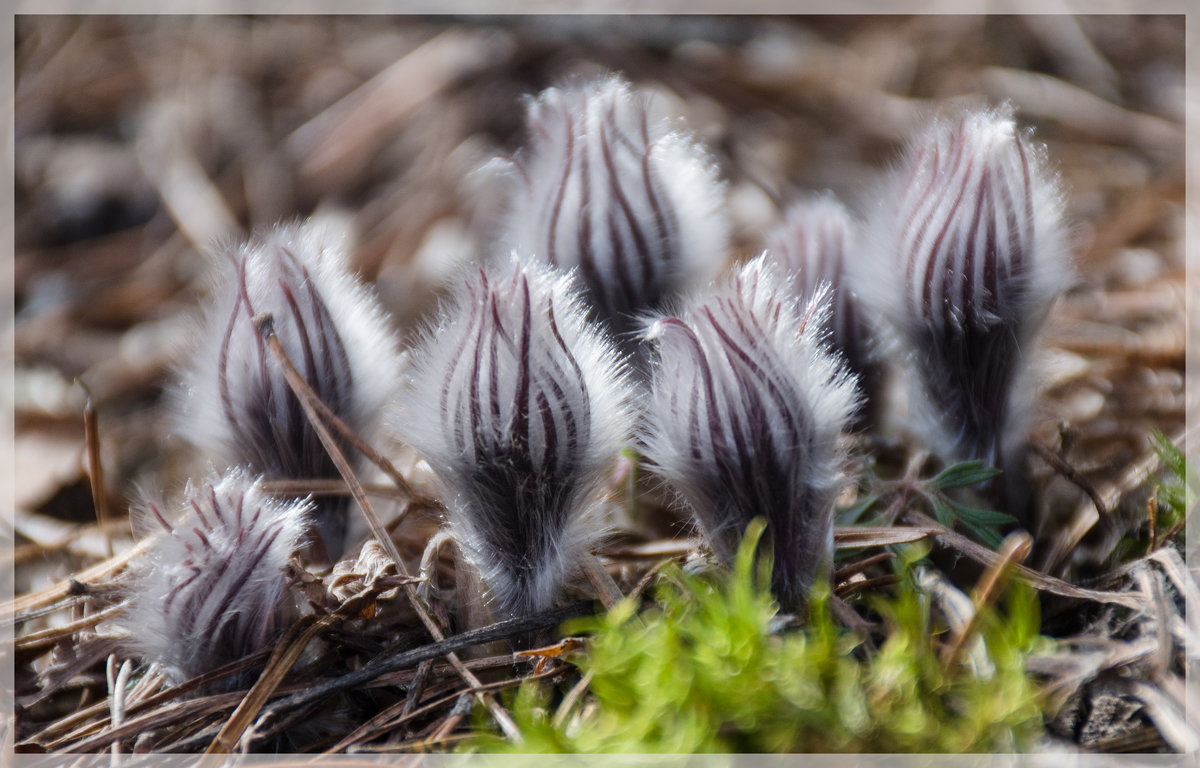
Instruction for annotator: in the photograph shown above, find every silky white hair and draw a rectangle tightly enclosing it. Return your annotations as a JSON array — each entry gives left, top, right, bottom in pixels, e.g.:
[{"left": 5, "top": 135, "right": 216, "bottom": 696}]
[
  {"left": 642, "top": 256, "right": 859, "bottom": 610},
  {"left": 123, "top": 469, "right": 310, "bottom": 688},
  {"left": 398, "top": 256, "right": 634, "bottom": 618}
]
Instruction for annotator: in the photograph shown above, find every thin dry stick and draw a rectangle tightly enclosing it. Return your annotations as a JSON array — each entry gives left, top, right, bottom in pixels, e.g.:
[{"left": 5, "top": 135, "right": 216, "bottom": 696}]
[
  {"left": 579, "top": 552, "right": 623, "bottom": 610},
  {"left": 942, "top": 530, "right": 1032, "bottom": 669},
  {"left": 250, "top": 317, "right": 416, "bottom": 500},
  {"left": 254, "top": 312, "right": 523, "bottom": 744},
  {"left": 1031, "top": 441, "right": 1109, "bottom": 517},
  {"left": 78, "top": 379, "right": 113, "bottom": 559},
  {"left": 260, "top": 479, "right": 409, "bottom": 500}
]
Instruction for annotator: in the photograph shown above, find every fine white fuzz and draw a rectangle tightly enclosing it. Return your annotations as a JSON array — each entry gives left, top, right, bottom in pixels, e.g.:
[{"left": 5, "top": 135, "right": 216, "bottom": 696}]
[
  {"left": 177, "top": 221, "right": 402, "bottom": 562},
  {"left": 763, "top": 195, "right": 880, "bottom": 426},
  {"left": 642, "top": 256, "right": 859, "bottom": 610},
  {"left": 857, "top": 106, "right": 1071, "bottom": 498},
  {"left": 399, "top": 257, "right": 634, "bottom": 618},
  {"left": 123, "top": 469, "right": 310, "bottom": 688},
  {"left": 498, "top": 74, "right": 729, "bottom": 344}
]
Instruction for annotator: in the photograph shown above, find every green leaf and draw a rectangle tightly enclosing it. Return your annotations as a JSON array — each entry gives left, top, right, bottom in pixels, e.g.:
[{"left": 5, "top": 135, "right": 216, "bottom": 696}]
[
  {"left": 927, "top": 494, "right": 1012, "bottom": 549},
  {"left": 927, "top": 460, "right": 1003, "bottom": 490}
]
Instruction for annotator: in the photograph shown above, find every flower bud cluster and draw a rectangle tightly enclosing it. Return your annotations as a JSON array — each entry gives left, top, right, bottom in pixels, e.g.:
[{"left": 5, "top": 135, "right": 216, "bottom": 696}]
[{"left": 123, "top": 75, "right": 1071, "bottom": 683}]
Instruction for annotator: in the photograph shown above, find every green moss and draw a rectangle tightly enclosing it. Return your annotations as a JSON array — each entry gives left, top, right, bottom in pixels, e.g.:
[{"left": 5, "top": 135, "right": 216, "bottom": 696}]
[{"left": 470, "top": 523, "right": 1046, "bottom": 753}]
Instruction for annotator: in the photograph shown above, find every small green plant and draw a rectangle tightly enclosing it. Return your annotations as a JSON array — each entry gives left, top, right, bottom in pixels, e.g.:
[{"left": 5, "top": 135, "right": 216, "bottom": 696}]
[
  {"left": 471, "top": 522, "right": 1045, "bottom": 753},
  {"left": 1110, "top": 431, "right": 1196, "bottom": 564},
  {"left": 837, "top": 460, "right": 1015, "bottom": 549},
  {"left": 1150, "top": 430, "right": 1195, "bottom": 540},
  {"left": 921, "top": 461, "right": 1016, "bottom": 549}
]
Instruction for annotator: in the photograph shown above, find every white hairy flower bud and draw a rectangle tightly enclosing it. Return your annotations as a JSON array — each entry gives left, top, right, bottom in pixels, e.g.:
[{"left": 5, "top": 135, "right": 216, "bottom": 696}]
[
  {"left": 858, "top": 106, "right": 1071, "bottom": 520},
  {"left": 400, "top": 257, "right": 634, "bottom": 618},
  {"left": 123, "top": 469, "right": 309, "bottom": 689},
  {"left": 500, "top": 75, "right": 729, "bottom": 347},
  {"left": 177, "top": 221, "right": 402, "bottom": 562},
  {"left": 643, "top": 256, "right": 859, "bottom": 610}
]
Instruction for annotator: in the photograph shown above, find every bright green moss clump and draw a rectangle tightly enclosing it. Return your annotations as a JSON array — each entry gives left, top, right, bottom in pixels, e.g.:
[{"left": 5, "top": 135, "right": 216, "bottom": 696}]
[{"left": 473, "top": 522, "right": 1046, "bottom": 753}]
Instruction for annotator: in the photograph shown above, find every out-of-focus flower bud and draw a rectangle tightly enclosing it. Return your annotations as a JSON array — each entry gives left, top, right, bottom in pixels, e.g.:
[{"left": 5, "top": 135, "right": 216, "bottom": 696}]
[
  {"left": 858, "top": 106, "right": 1071, "bottom": 523},
  {"left": 177, "top": 222, "right": 402, "bottom": 563},
  {"left": 123, "top": 469, "right": 309, "bottom": 689},
  {"left": 499, "top": 75, "right": 729, "bottom": 351},
  {"left": 764, "top": 195, "right": 881, "bottom": 428},
  {"left": 643, "top": 256, "right": 859, "bottom": 611},
  {"left": 400, "top": 257, "right": 634, "bottom": 618}
]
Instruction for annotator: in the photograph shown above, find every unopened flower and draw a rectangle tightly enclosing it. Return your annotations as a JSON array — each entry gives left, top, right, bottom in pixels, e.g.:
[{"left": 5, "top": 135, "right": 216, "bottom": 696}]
[
  {"left": 177, "top": 221, "right": 402, "bottom": 563},
  {"left": 123, "top": 469, "right": 310, "bottom": 689},
  {"left": 764, "top": 195, "right": 880, "bottom": 428},
  {"left": 400, "top": 258, "right": 633, "bottom": 618},
  {"left": 498, "top": 75, "right": 729, "bottom": 348},
  {"left": 858, "top": 106, "right": 1071, "bottom": 517},
  {"left": 643, "top": 257, "right": 859, "bottom": 611}
]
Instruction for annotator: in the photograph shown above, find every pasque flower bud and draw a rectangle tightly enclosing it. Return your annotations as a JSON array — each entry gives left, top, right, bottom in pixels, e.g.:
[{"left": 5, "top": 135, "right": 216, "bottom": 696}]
[
  {"left": 764, "top": 195, "right": 880, "bottom": 428},
  {"left": 858, "top": 106, "right": 1071, "bottom": 522},
  {"left": 123, "top": 469, "right": 309, "bottom": 689},
  {"left": 400, "top": 257, "right": 633, "bottom": 618},
  {"left": 643, "top": 257, "right": 859, "bottom": 611},
  {"left": 177, "top": 222, "right": 401, "bottom": 563},
  {"left": 498, "top": 75, "right": 729, "bottom": 350}
]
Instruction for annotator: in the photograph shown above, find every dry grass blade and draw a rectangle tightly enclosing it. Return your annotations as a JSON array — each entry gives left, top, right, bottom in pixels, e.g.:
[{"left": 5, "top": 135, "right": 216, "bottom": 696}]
[
  {"left": 54, "top": 691, "right": 247, "bottom": 754},
  {"left": 943, "top": 530, "right": 1032, "bottom": 669},
  {"left": 14, "top": 601, "right": 126, "bottom": 656},
  {"left": 904, "top": 511, "right": 1143, "bottom": 611},
  {"left": 206, "top": 580, "right": 401, "bottom": 753},
  {"left": 78, "top": 380, "right": 113, "bottom": 558},
  {"left": 833, "top": 525, "right": 938, "bottom": 548},
  {"left": 553, "top": 669, "right": 594, "bottom": 729},
  {"left": 37, "top": 651, "right": 274, "bottom": 750},
  {"left": 203, "top": 615, "right": 319, "bottom": 753},
  {"left": 287, "top": 28, "right": 510, "bottom": 190}
]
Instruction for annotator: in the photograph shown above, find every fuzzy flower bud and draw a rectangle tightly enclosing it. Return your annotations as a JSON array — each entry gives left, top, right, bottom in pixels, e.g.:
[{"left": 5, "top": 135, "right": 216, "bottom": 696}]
[
  {"left": 177, "top": 222, "right": 402, "bottom": 563},
  {"left": 764, "top": 195, "right": 880, "bottom": 428},
  {"left": 123, "top": 469, "right": 309, "bottom": 689},
  {"left": 643, "top": 256, "right": 859, "bottom": 611},
  {"left": 499, "top": 75, "right": 729, "bottom": 346},
  {"left": 859, "top": 106, "right": 1071, "bottom": 515},
  {"left": 400, "top": 257, "right": 633, "bottom": 618}
]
